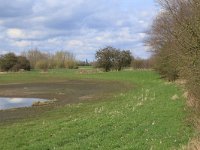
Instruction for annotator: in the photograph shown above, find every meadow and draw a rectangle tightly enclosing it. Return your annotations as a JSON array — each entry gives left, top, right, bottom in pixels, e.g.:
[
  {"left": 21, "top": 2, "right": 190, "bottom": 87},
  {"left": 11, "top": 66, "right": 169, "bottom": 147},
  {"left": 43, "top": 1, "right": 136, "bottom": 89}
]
[{"left": 0, "top": 68, "right": 193, "bottom": 149}]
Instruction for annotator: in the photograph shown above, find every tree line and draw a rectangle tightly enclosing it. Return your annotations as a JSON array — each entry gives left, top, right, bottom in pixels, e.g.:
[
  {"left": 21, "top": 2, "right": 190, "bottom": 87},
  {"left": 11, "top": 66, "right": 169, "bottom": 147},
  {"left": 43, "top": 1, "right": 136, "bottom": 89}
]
[
  {"left": 95, "top": 46, "right": 154, "bottom": 71},
  {"left": 23, "top": 49, "right": 78, "bottom": 70},
  {"left": 147, "top": 0, "right": 200, "bottom": 107},
  {"left": 1, "top": 46, "right": 155, "bottom": 73},
  {"left": 0, "top": 49, "right": 78, "bottom": 72}
]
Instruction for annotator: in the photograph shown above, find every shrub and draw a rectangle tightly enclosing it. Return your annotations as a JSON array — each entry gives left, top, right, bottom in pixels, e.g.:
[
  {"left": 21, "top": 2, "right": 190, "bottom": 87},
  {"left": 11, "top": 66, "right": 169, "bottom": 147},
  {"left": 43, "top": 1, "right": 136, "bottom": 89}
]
[
  {"left": 147, "top": 0, "right": 200, "bottom": 105},
  {"left": 22, "top": 49, "right": 48, "bottom": 69},
  {"left": 35, "top": 60, "right": 49, "bottom": 72},
  {"left": 0, "top": 53, "right": 30, "bottom": 72},
  {"left": 131, "top": 58, "right": 154, "bottom": 69},
  {"left": 0, "top": 53, "right": 17, "bottom": 71},
  {"left": 16, "top": 56, "right": 31, "bottom": 71},
  {"left": 65, "top": 60, "right": 78, "bottom": 69}
]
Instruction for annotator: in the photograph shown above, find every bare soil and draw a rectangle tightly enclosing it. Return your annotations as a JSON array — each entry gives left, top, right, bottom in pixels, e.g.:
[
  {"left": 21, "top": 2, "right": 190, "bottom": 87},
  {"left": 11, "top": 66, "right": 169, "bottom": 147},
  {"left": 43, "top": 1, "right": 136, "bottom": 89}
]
[{"left": 0, "top": 79, "right": 131, "bottom": 123}]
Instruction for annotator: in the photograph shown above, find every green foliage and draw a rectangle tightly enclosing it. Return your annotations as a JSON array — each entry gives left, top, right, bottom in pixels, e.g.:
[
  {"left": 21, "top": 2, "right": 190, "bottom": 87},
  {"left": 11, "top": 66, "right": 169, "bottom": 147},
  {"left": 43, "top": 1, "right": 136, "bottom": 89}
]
[
  {"left": 0, "top": 53, "right": 30, "bottom": 72},
  {"left": 0, "top": 53, "right": 17, "bottom": 71},
  {"left": 95, "top": 46, "right": 113, "bottom": 71},
  {"left": 114, "top": 50, "right": 132, "bottom": 71},
  {"left": 95, "top": 46, "right": 132, "bottom": 72},
  {"left": 15, "top": 56, "right": 31, "bottom": 71}
]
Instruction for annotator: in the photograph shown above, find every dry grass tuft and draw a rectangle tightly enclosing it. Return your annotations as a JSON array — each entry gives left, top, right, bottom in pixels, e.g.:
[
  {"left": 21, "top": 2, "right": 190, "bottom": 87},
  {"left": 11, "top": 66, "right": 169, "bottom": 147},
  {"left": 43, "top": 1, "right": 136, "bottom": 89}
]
[
  {"left": 184, "top": 94, "right": 200, "bottom": 150},
  {"left": 32, "top": 99, "right": 57, "bottom": 107},
  {"left": 182, "top": 137, "right": 200, "bottom": 150},
  {"left": 171, "top": 94, "right": 179, "bottom": 100},
  {"left": 32, "top": 101, "right": 49, "bottom": 106}
]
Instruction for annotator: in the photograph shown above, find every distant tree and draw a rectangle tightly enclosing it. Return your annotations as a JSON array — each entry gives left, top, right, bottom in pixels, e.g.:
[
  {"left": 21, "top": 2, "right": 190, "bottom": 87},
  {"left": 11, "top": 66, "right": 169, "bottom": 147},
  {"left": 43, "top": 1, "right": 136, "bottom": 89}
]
[
  {"left": 22, "top": 49, "right": 78, "bottom": 69},
  {"left": 35, "top": 60, "right": 49, "bottom": 72},
  {"left": 0, "top": 53, "right": 31, "bottom": 72},
  {"left": 118, "top": 50, "right": 132, "bottom": 71},
  {"left": 131, "top": 57, "right": 154, "bottom": 69},
  {"left": 95, "top": 46, "right": 132, "bottom": 72},
  {"left": 85, "top": 59, "right": 89, "bottom": 66},
  {"left": 0, "top": 53, "right": 17, "bottom": 71},
  {"left": 78, "top": 59, "right": 90, "bottom": 66},
  {"left": 52, "top": 50, "right": 77, "bottom": 69},
  {"left": 22, "top": 49, "right": 48, "bottom": 68},
  {"left": 16, "top": 56, "right": 31, "bottom": 71},
  {"left": 65, "top": 60, "right": 78, "bottom": 69},
  {"left": 96, "top": 46, "right": 116, "bottom": 72}
]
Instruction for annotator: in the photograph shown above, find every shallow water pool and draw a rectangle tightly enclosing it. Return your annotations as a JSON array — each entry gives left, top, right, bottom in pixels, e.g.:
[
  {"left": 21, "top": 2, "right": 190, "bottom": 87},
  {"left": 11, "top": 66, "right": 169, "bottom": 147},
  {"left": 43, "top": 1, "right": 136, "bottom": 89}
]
[{"left": 0, "top": 97, "right": 48, "bottom": 110}]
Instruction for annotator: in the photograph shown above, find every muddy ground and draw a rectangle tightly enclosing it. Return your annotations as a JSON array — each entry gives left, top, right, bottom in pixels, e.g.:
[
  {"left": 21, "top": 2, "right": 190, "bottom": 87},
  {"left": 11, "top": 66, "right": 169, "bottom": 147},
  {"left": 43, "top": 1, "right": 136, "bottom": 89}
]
[{"left": 0, "top": 80, "right": 131, "bottom": 123}]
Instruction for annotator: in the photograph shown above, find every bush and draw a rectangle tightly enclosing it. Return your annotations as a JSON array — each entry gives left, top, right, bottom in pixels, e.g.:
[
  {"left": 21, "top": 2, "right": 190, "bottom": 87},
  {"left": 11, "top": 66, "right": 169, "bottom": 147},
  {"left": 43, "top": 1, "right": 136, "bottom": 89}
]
[
  {"left": 35, "top": 60, "right": 49, "bottom": 72},
  {"left": 22, "top": 49, "right": 48, "bottom": 69},
  {"left": 0, "top": 53, "right": 30, "bottom": 72},
  {"left": 16, "top": 56, "right": 31, "bottom": 71},
  {"left": 0, "top": 53, "right": 17, "bottom": 71},
  {"left": 131, "top": 58, "right": 154, "bottom": 69},
  {"left": 65, "top": 60, "right": 78, "bottom": 69},
  {"left": 147, "top": 0, "right": 200, "bottom": 105}
]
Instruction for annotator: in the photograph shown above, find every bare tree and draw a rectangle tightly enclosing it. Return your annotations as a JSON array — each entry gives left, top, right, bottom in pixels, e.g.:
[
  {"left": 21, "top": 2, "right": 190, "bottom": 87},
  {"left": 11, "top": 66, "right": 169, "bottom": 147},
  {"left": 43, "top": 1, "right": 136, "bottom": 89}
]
[
  {"left": 22, "top": 49, "right": 48, "bottom": 68},
  {"left": 147, "top": 0, "right": 200, "bottom": 105}
]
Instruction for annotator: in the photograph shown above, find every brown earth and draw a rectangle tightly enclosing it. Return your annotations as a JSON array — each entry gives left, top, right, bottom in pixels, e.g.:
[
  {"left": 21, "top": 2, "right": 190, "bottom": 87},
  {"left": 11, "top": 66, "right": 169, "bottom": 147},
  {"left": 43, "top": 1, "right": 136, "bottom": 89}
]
[{"left": 0, "top": 79, "right": 132, "bottom": 123}]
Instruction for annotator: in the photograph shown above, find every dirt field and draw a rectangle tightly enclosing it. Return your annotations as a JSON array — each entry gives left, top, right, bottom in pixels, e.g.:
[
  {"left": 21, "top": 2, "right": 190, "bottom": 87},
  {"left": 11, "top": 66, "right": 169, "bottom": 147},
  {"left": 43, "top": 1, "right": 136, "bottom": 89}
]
[{"left": 0, "top": 79, "right": 131, "bottom": 123}]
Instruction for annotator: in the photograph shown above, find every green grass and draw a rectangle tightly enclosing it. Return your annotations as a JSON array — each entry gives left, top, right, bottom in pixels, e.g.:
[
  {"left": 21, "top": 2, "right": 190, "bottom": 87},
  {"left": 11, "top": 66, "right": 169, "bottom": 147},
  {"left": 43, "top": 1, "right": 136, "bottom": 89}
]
[
  {"left": 0, "top": 69, "right": 76, "bottom": 83},
  {"left": 0, "top": 69, "right": 192, "bottom": 149}
]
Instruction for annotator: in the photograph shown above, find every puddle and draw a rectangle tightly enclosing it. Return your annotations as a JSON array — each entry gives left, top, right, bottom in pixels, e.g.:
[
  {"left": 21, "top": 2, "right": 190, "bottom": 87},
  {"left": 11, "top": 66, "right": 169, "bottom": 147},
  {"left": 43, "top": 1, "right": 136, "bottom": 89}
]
[
  {"left": 0, "top": 97, "right": 48, "bottom": 110},
  {"left": 0, "top": 80, "right": 132, "bottom": 122}
]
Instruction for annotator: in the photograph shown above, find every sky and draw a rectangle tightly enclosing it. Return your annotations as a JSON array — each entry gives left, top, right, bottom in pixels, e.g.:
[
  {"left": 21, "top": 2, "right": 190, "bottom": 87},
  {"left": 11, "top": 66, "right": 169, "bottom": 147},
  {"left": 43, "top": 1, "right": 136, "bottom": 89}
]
[{"left": 0, "top": 0, "right": 159, "bottom": 61}]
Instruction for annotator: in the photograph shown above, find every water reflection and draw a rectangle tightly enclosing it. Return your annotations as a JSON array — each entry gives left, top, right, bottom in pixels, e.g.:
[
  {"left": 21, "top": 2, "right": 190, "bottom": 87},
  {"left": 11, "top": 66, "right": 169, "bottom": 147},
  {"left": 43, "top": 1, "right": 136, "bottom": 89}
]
[{"left": 0, "top": 97, "right": 48, "bottom": 110}]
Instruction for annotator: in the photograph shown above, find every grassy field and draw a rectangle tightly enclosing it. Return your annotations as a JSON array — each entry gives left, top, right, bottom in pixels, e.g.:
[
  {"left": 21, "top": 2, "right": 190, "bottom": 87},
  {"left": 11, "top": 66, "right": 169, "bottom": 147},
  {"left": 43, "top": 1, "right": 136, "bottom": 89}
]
[{"left": 0, "top": 69, "right": 193, "bottom": 149}]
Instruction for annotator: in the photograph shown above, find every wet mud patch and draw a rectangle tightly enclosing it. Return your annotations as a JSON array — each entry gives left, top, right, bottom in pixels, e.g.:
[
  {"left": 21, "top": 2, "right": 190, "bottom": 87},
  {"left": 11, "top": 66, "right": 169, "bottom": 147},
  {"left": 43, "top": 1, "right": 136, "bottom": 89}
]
[{"left": 0, "top": 79, "right": 132, "bottom": 123}]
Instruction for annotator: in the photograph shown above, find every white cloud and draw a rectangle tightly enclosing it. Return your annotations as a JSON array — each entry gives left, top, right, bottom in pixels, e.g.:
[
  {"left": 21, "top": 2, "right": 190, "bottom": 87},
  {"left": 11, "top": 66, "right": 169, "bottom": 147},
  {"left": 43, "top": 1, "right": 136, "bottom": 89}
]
[
  {"left": 67, "top": 40, "right": 84, "bottom": 47},
  {"left": 0, "top": 0, "right": 158, "bottom": 60},
  {"left": 14, "top": 41, "right": 31, "bottom": 48},
  {"left": 7, "top": 28, "right": 26, "bottom": 39}
]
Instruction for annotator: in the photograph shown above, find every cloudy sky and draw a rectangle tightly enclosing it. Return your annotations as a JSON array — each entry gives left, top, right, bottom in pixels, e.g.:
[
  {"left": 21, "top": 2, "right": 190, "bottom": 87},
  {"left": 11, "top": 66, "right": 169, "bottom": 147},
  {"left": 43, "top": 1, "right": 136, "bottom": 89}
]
[{"left": 0, "top": 0, "right": 159, "bottom": 61}]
